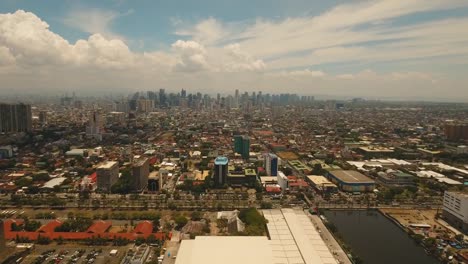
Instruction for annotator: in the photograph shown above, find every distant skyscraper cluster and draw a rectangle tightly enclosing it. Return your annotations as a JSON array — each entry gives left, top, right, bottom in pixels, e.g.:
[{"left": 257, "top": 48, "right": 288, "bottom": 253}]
[
  {"left": 114, "top": 89, "right": 315, "bottom": 113},
  {"left": 0, "top": 103, "right": 32, "bottom": 133}
]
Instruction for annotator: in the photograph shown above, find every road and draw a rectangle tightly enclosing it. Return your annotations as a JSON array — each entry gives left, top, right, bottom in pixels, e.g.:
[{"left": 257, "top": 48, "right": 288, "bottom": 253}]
[{"left": 307, "top": 213, "right": 352, "bottom": 264}]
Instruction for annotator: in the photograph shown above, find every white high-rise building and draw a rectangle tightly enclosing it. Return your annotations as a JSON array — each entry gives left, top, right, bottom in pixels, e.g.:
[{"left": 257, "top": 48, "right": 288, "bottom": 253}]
[{"left": 442, "top": 191, "right": 468, "bottom": 233}]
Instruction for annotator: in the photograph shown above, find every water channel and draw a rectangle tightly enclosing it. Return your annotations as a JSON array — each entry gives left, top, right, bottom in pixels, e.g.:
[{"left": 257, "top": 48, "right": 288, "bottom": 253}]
[{"left": 323, "top": 210, "right": 439, "bottom": 264}]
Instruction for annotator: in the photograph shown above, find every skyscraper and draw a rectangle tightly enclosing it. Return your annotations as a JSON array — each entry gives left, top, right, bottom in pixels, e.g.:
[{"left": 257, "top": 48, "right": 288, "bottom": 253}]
[
  {"left": 214, "top": 156, "right": 229, "bottom": 187},
  {"left": 264, "top": 153, "right": 278, "bottom": 176},
  {"left": 0, "top": 103, "right": 32, "bottom": 133},
  {"left": 234, "top": 135, "right": 250, "bottom": 159},
  {"left": 39, "top": 110, "right": 48, "bottom": 125},
  {"left": 86, "top": 111, "right": 103, "bottom": 141}
]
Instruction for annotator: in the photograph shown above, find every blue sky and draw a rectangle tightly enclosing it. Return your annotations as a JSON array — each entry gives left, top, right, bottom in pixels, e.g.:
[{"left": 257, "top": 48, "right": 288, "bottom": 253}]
[
  {"left": 0, "top": 0, "right": 468, "bottom": 100},
  {"left": 0, "top": 0, "right": 347, "bottom": 51}
]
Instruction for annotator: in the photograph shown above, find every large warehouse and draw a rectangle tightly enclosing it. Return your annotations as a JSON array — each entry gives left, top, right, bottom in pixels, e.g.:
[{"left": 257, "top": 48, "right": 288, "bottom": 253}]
[{"left": 326, "top": 170, "right": 375, "bottom": 192}]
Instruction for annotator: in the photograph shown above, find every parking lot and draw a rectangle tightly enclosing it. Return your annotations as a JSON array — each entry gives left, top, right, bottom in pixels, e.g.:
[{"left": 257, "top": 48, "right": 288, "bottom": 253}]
[{"left": 21, "top": 245, "right": 129, "bottom": 264}]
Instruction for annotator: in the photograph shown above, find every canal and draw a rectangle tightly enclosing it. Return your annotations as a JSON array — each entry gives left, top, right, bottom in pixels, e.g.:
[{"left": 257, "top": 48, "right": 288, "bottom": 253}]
[{"left": 324, "top": 210, "right": 439, "bottom": 264}]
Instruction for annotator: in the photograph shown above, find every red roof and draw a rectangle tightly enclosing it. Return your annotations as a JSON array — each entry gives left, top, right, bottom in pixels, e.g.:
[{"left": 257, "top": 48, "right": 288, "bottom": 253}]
[
  {"left": 265, "top": 186, "right": 282, "bottom": 193},
  {"left": 3, "top": 219, "right": 170, "bottom": 242},
  {"left": 86, "top": 220, "right": 111, "bottom": 233},
  {"left": 89, "top": 172, "right": 97, "bottom": 183},
  {"left": 133, "top": 221, "right": 153, "bottom": 234},
  {"left": 289, "top": 179, "right": 309, "bottom": 187},
  {"left": 38, "top": 219, "right": 62, "bottom": 233}
]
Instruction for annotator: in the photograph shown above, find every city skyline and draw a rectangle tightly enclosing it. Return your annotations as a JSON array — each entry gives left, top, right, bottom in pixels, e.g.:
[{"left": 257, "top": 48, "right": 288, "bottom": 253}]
[{"left": 1, "top": 1, "right": 468, "bottom": 101}]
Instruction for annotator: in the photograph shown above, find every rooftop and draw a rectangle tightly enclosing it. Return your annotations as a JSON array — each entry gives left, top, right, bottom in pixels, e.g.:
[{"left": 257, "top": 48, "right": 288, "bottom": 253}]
[
  {"left": 214, "top": 156, "right": 229, "bottom": 165},
  {"left": 97, "top": 161, "right": 118, "bottom": 169},
  {"left": 330, "top": 170, "right": 375, "bottom": 184},
  {"left": 175, "top": 236, "right": 273, "bottom": 264}
]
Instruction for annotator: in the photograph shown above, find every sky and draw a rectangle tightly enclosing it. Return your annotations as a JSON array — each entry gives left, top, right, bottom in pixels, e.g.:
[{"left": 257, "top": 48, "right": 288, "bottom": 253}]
[{"left": 0, "top": 0, "right": 468, "bottom": 101}]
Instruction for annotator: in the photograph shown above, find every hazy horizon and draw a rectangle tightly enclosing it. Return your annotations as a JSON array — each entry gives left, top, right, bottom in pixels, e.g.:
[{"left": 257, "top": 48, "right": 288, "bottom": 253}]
[{"left": 1, "top": 1, "right": 468, "bottom": 101}]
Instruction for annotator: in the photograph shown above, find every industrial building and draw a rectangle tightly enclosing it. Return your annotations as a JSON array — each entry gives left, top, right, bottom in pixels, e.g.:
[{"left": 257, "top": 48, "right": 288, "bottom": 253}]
[
  {"left": 326, "top": 170, "right": 375, "bottom": 192},
  {"left": 377, "top": 170, "right": 416, "bottom": 188},
  {"left": 306, "top": 175, "right": 338, "bottom": 193},
  {"left": 442, "top": 191, "right": 468, "bottom": 234},
  {"left": 263, "top": 209, "right": 338, "bottom": 264},
  {"left": 97, "top": 161, "right": 119, "bottom": 192},
  {"left": 356, "top": 147, "right": 394, "bottom": 159},
  {"left": 176, "top": 236, "right": 274, "bottom": 264}
]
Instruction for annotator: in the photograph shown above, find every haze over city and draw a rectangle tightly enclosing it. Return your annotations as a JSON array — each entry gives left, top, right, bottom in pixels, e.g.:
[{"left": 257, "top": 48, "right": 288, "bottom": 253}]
[{"left": 0, "top": 0, "right": 468, "bottom": 101}]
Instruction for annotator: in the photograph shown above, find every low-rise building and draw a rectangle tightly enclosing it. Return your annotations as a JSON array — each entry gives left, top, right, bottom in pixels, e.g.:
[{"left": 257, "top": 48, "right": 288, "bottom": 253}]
[
  {"left": 306, "top": 175, "right": 338, "bottom": 193},
  {"left": 326, "top": 170, "right": 375, "bottom": 192},
  {"left": 377, "top": 170, "right": 416, "bottom": 188}
]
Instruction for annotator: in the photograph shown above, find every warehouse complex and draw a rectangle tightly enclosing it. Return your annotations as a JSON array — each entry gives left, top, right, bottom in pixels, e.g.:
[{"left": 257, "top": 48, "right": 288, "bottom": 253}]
[{"left": 326, "top": 170, "right": 375, "bottom": 192}]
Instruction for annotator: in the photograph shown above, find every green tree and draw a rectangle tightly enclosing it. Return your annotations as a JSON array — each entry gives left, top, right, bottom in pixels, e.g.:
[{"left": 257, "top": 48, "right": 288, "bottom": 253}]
[{"left": 174, "top": 215, "right": 188, "bottom": 230}]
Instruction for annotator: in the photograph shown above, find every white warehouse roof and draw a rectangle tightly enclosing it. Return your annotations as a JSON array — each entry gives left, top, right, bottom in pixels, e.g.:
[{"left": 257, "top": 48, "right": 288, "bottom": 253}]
[{"left": 175, "top": 236, "right": 273, "bottom": 264}]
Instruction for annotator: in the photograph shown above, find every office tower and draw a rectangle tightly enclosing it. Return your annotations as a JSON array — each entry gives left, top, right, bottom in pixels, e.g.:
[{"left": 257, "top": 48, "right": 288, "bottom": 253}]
[
  {"left": 39, "top": 110, "right": 47, "bottom": 125},
  {"left": 181, "top": 89, "right": 187, "bottom": 98},
  {"left": 137, "top": 99, "right": 153, "bottom": 113},
  {"left": 132, "top": 157, "right": 149, "bottom": 191},
  {"left": 234, "top": 89, "right": 239, "bottom": 108},
  {"left": 86, "top": 111, "right": 103, "bottom": 141},
  {"left": 0, "top": 103, "right": 32, "bottom": 133},
  {"left": 264, "top": 153, "right": 278, "bottom": 176},
  {"left": 97, "top": 161, "right": 119, "bottom": 192},
  {"left": 234, "top": 135, "right": 250, "bottom": 159},
  {"left": 214, "top": 156, "right": 229, "bottom": 187},
  {"left": 159, "top": 89, "right": 166, "bottom": 106}
]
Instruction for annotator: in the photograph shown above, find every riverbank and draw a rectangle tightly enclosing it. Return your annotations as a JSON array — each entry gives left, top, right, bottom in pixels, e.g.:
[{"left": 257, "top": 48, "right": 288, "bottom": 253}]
[
  {"left": 379, "top": 208, "right": 468, "bottom": 263},
  {"left": 307, "top": 213, "right": 353, "bottom": 264}
]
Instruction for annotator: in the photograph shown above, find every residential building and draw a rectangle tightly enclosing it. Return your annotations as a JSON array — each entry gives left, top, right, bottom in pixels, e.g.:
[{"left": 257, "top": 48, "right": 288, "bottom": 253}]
[
  {"left": 442, "top": 191, "right": 468, "bottom": 234},
  {"left": 0, "top": 103, "right": 32, "bottom": 133},
  {"left": 137, "top": 99, "right": 153, "bottom": 113},
  {"left": 445, "top": 123, "right": 468, "bottom": 141},
  {"left": 97, "top": 161, "right": 119, "bottom": 192},
  {"left": 132, "top": 157, "right": 149, "bottom": 191}
]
